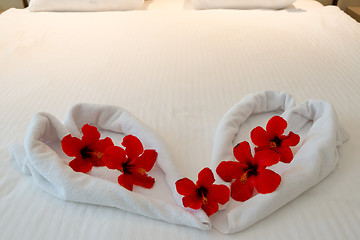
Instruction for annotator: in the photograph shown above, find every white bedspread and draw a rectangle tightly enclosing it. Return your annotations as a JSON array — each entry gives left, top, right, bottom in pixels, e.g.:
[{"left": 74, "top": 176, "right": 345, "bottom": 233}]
[{"left": 0, "top": 0, "right": 359, "bottom": 239}]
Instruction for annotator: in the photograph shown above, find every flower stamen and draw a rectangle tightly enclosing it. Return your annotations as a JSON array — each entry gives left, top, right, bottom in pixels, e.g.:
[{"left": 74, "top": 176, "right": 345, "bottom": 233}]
[
  {"left": 240, "top": 172, "right": 248, "bottom": 184},
  {"left": 270, "top": 136, "right": 282, "bottom": 148},
  {"left": 196, "top": 186, "right": 209, "bottom": 204},
  {"left": 202, "top": 196, "right": 208, "bottom": 205},
  {"left": 138, "top": 168, "right": 146, "bottom": 175},
  {"left": 92, "top": 151, "right": 104, "bottom": 159}
]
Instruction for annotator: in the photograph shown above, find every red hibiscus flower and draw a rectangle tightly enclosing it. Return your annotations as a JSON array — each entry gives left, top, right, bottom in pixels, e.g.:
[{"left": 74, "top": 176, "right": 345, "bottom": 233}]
[
  {"left": 61, "top": 124, "right": 114, "bottom": 173},
  {"left": 175, "top": 167, "right": 230, "bottom": 216},
  {"left": 216, "top": 141, "right": 281, "bottom": 202},
  {"left": 251, "top": 116, "right": 300, "bottom": 163},
  {"left": 102, "top": 135, "right": 158, "bottom": 191}
]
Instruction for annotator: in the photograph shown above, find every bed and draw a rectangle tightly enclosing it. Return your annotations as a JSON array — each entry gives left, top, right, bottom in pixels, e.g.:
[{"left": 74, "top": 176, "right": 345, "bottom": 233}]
[{"left": 0, "top": 0, "right": 359, "bottom": 239}]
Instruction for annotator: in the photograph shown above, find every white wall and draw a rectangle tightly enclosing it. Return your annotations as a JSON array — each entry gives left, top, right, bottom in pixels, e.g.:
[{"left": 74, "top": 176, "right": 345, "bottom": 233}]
[
  {"left": 338, "top": 0, "right": 360, "bottom": 9},
  {"left": 0, "top": 0, "right": 24, "bottom": 11}
]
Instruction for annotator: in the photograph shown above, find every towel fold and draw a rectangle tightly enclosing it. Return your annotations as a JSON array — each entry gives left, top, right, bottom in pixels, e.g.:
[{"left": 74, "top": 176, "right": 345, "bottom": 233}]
[
  {"left": 9, "top": 103, "right": 211, "bottom": 231},
  {"left": 210, "top": 91, "right": 348, "bottom": 233}
]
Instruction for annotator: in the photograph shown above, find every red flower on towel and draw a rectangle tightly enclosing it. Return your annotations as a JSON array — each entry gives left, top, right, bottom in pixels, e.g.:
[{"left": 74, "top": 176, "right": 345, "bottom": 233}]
[
  {"left": 251, "top": 116, "right": 300, "bottom": 163},
  {"left": 102, "top": 135, "right": 158, "bottom": 191},
  {"left": 216, "top": 141, "right": 281, "bottom": 202},
  {"left": 175, "top": 167, "right": 230, "bottom": 216},
  {"left": 61, "top": 124, "right": 114, "bottom": 173}
]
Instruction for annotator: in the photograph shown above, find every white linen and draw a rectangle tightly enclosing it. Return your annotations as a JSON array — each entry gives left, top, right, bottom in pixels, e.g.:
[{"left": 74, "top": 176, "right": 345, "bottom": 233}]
[
  {"left": 210, "top": 91, "right": 348, "bottom": 233},
  {"left": 29, "top": 0, "right": 144, "bottom": 12},
  {"left": 9, "top": 104, "right": 210, "bottom": 230},
  {"left": 1, "top": 0, "right": 360, "bottom": 239},
  {"left": 192, "top": 0, "right": 295, "bottom": 10}
]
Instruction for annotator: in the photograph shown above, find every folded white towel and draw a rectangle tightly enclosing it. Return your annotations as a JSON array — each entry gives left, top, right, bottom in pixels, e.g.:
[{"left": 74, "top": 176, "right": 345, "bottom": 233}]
[
  {"left": 210, "top": 91, "right": 348, "bottom": 233},
  {"left": 9, "top": 103, "right": 210, "bottom": 231},
  {"left": 192, "top": 0, "right": 295, "bottom": 10}
]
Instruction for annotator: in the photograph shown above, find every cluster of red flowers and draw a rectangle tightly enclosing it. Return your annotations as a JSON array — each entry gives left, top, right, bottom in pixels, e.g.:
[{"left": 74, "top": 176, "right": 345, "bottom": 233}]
[
  {"left": 61, "top": 117, "right": 299, "bottom": 217},
  {"left": 176, "top": 116, "right": 300, "bottom": 216},
  {"left": 61, "top": 124, "right": 157, "bottom": 191}
]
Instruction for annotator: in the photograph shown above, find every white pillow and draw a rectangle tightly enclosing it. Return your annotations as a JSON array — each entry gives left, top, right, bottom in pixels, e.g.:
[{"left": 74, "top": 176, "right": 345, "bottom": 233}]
[
  {"left": 29, "top": 0, "right": 144, "bottom": 12},
  {"left": 192, "top": 0, "right": 296, "bottom": 10}
]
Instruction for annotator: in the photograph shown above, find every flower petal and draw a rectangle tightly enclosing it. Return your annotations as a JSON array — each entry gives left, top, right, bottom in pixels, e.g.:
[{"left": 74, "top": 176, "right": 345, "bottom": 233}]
[
  {"left": 202, "top": 197, "right": 219, "bottom": 216},
  {"left": 69, "top": 157, "right": 93, "bottom": 173},
  {"left": 230, "top": 178, "right": 254, "bottom": 202},
  {"left": 196, "top": 167, "right": 215, "bottom": 189},
  {"left": 182, "top": 194, "right": 203, "bottom": 210},
  {"left": 102, "top": 146, "right": 127, "bottom": 170},
  {"left": 216, "top": 161, "right": 245, "bottom": 182},
  {"left": 176, "top": 178, "right": 197, "bottom": 196},
  {"left": 88, "top": 155, "right": 105, "bottom": 167},
  {"left": 278, "top": 146, "right": 294, "bottom": 163},
  {"left": 208, "top": 184, "right": 230, "bottom": 205},
  {"left": 81, "top": 124, "right": 101, "bottom": 145},
  {"left": 61, "top": 135, "right": 84, "bottom": 157},
  {"left": 254, "top": 150, "right": 280, "bottom": 168},
  {"left": 233, "top": 141, "right": 254, "bottom": 164},
  {"left": 250, "top": 127, "right": 271, "bottom": 147},
  {"left": 122, "top": 135, "right": 144, "bottom": 162},
  {"left": 94, "top": 137, "right": 114, "bottom": 152},
  {"left": 252, "top": 169, "right": 281, "bottom": 194},
  {"left": 118, "top": 173, "right": 134, "bottom": 191},
  {"left": 282, "top": 131, "right": 300, "bottom": 147},
  {"left": 254, "top": 146, "right": 271, "bottom": 153},
  {"left": 132, "top": 172, "right": 155, "bottom": 189},
  {"left": 266, "top": 116, "right": 287, "bottom": 137},
  {"left": 134, "top": 149, "right": 157, "bottom": 172}
]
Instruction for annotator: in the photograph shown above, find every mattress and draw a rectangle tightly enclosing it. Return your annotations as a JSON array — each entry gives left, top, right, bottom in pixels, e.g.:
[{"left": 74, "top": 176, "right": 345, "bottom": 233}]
[{"left": 0, "top": 0, "right": 360, "bottom": 239}]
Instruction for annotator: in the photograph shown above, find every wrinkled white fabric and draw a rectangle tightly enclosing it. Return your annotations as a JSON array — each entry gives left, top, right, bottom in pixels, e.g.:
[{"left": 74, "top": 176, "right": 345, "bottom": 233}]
[
  {"left": 9, "top": 92, "right": 348, "bottom": 234},
  {"left": 211, "top": 91, "right": 348, "bottom": 233},
  {"left": 9, "top": 103, "right": 211, "bottom": 231}
]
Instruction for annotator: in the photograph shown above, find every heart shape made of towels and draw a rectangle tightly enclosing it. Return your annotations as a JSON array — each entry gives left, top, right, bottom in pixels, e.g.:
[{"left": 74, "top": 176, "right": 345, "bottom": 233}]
[
  {"left": 9, "top": 91, "right": 348, "bottom": 234},
  {"left": 9, "top": 103, "right": 211, "bottom": 231},
  {"left": 209, "top": 91, "right": 348, "bottom": 233}
]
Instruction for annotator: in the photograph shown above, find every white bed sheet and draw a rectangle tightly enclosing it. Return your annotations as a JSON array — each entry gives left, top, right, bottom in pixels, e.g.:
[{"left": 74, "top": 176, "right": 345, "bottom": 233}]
[{"left": 1, "top": 0, "right": 360, "bottom": 239}]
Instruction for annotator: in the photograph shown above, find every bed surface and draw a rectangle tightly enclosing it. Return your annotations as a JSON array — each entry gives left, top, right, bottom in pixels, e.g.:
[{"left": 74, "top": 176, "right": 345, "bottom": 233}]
[{"left": 1, "top": 0, "right": 360, "bottom": 239}]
